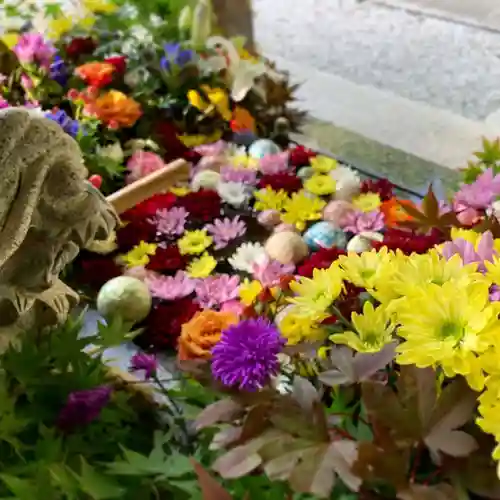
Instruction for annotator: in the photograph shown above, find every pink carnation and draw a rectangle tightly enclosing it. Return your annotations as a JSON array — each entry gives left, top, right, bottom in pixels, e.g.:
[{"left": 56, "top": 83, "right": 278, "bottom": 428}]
[
  {"left": 341, "top": 210, "right": 385, "bottom": 234},
  {"left": 220, "top": 166, "right": 258, "bottom": 185},
  {"left": 126, "top": 151, "right": 165, "bottom": 184},
  {"left": 146, "top": 271, "right": 195, "bottom": 300},
  {"left": 259, "top": 152, "right": 289, "bottom": 175},
  {"left": 195, "top": 274, "right": 240, "bottom": 309}
]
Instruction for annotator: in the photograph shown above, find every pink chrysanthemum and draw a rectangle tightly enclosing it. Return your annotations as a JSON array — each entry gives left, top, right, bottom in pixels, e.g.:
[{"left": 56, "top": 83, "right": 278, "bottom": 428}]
[
  {"left": 220, "top": 166, "right": 258, "bottom": 185},
  {"left": 205, "top": 216, "right": 247, "bottom": 250},
  {"left": 146, "top": 271, "right": 195, "bottom": 300},
  {"left": 195, "top": 274, "right": 240, "bottom": 309},
  {"left": 252, "top": 257, "right": 295, "bottom": 287},
  {"left": 150, "top": 207, "right": 188, "bottom": 237}
]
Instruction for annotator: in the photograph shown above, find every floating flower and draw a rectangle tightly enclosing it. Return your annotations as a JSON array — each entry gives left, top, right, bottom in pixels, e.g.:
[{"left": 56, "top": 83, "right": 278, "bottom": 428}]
[
  {"left": 187, "top": 253, "right": 218, "bottom": 278},
  {"left": 278, "top": 307, "right": 327, "bottom": 344},
  {"left": 122, "top": 241, "right": 157, "bottom": 268},
  {"left": 151, "top": 207, "right": 188, "bottom": 237},
  {"left": 87, "top": 90, "right": 142, "bottom": 128},
  {"left": 352, "top": 192, "right": 382, "bottom": 212},
  {"left": 75, "top": 61, "right": 115, "bottom": 87},
  {"left": 145, "top": 245, "right": 187, "bottom": 272},
  {"left": 195, "top": 140, "right": 228, "bottom": 156},
  {"left": 380, "top": 198, "right": 415, "bottom": 228},
  {"left": 239, "top": 279, "right": 264, "bottom": 306},
  {"left": 372, "top": 228, "right": 442, "bottom": 255},
  {"left": 126, "top": 151, "right": 165, "bottom": 184},
  {"left": 252, "top": 257, "right": 295, "bottom": 287},
  {"left": 211, "top": 318, "right": 286, "bottom": 391},
  {"left": 191, "top": 170, "right": 221, "bottom": 191},
  {"left": 178, "top": 310, "right": 238, "bottom": 361},
  {"left": 178, "top": 230, "right": 213, "bottom": 255},
  {"left": 161, "top": 42, "right": 194, "bottom": 72},
  {"left": 13, "top": 33, "right": 56, "bottom": 69},
  {"left": 309, "top": 155, "right": 337, "bottom": 174},
  {"left": 360, "top": 178, "right": 394, "bottom": 201},
  {"left": 230, "top": 150, "right": 260, "bottom": 170},
  {"left": 146, "top": 270, "right": 195, "bottom": 301},
  {"left": 454, "top": 168, "right": 500, "bottom": 211},
  {"left": 116, "top": 220, "right": 156, "bottom": 252},
  {"left": 228, "top": 242, "right": 267, "bottom": 273},
  {"left": 330, "top": 166, "right": 361, "bottom": 200},
  {"left": 220, "top": 166, "right": 258, "bottom": 185},
  {"left": 257, "top": 172, "right": 302, "bottom": 194},
  {"left": 340, "top": 209, "right": 385, "bottom": 234},
  {"left": 195, "top": 274, "right": 241, "bottom": 308},
  {"left": 170, "top": 186, "right": 191, "bottom": 197},
  {"left": 297, "top": 247, "right": 346, "bottom": 277},
  {"left": 304, "top": 174, "right": 336, "bottom": 196},
  {"left": 253, "top": 186, "right": 289, "bottom": 212},
  {"left": 289, "top": 145, "right": 316, "bottom": 167},
  {"left": 281, "top": 191, "right": 326, "bottom": 232},
  {"left": 217, "top": 181, "right": 251, "bottom": 207},
  {"left": 205, "top": 216, "right": 247, "bottom": 249},
  {"left": 259, "top": 152, "right": 289, "bottom": 175},
  {"left": 176, "top": 190, "right": 221, "bottom": 222},
  {"left": 129, "top": 353, "right": 157, "bottom": 380}
]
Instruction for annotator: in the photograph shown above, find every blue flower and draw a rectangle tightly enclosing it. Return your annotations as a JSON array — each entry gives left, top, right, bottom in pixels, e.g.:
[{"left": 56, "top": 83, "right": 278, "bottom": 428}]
[
  {"left": 49, "top": 55, "right": 69, "bottom": 86},
  {"left": 160, "top": 42, "right": 194, "bottom": 72},
  {"left": 45, "top": 109, "right": 81, "bottom": 138}
]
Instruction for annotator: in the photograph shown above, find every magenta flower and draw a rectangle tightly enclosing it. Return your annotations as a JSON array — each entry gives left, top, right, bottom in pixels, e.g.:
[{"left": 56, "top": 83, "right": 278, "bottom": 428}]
[
  {"left": 130, "top": 352, "right": 157, "bottom": 379},
  {"left": 195, "top": 140, "right": 228, "bottom": 156},
  {"left": 259, "top": 152, "right": 289, "bottom": 175},
  {"left": 454, "top": 169, "right": 500, "bottom": 211},
  {"left": 195, "top": 274, "right": 240, "bottom": 309},
  {"left": 211, "top": 318, "right": 286, "bottom": 391},
  {"left": 150, "top": 207, "right": 188, "bottom": 237},
  {"left": 126, "top": 151, "right": 165, "bottom": 184},
  {"left": 341, "top": 210, "right": 385, "bottom": 234},
  {"left": 13, "top": 33, "right": 56, "bottom": 69},
  {"left": 205, "top": 216, "right": 247, "bottom": 250},
  {"left": 146, "top": 271, "right": 195, "bottom": 300},
  {"left": 57, "top": 386, "right": 112, "bottom": 432},
  {"left": 441, "top": 231, "right": 496, "bottom": 272},
  {"left": 252, "top": 257, "right": 295, "bottom": 287},
  {"left": 220, "top": 166, "right": 258, "bottom": 185}
]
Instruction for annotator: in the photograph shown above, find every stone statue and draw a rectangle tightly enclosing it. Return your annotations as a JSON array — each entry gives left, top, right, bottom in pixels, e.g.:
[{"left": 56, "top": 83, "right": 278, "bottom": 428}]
[{"left": 0, "top": 108, "right": 118, "bottom": 349}]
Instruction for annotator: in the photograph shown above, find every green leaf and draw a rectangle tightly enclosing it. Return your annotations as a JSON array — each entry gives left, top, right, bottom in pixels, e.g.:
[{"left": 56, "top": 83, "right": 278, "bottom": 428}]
[
  {"left": 75, "top": 457, "right": 124, "bottom": 499},
  {"left": 0, "top": 474, "right": 37, "bottom": 500},
  {"left": 95, "top": 316, "right": 141, "bottom": 349},
  {"left": 48, "top": 464, "right": 79, "bottom": 499}
]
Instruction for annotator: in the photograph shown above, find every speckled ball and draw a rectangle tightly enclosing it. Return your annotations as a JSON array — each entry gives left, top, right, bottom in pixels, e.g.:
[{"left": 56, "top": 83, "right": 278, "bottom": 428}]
[
  {"left": 265, "top": 231, "right": 309, "bottom": 265},
  {"left": 248, "top": 139, "right": 281, "bottom": 159},
  {"left": 303, "top": 221, "right": 347, "bottom": 251}
]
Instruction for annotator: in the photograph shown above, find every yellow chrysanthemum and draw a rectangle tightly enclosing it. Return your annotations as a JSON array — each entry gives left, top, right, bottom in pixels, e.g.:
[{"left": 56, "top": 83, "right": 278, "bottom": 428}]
[
  {"left": 1, "top": 33, "right": 19, "bottom": 49},
  {"left": 121, "top": 241, "right": 157, "bottom": 268},
  {"left": 187, "top": 253, "right": 217, "bottom": 278},
  {"left": 178, "top": 130, "right": 223, "bottom": 147},
  {"left": 169, "top": 186, "right": 191, "bottom": 197},
  {"left": 304, "top": 174, "right": 336, "bottom": 196},
  {"left": 352, "top": 193, "right": 382, "bottom": 212},
  {"left": 187, "top": 86, "right": 232, "bottom": 121},
  {"left": 485, "top": 256, "right": 500, "bottom": 286},
  {"left": 330, "top": 302, "right": 394, "bottom": 353},
  {"left": 231, "top": 153, "right": 260, "bottom": 170},
  {"left": 253, "top": 187, "right": 289, "bottom": 212},
  {"left": 288, "top": 266, "right": 343, "bottom": 320},
  {"left": 278, "top": 308, "right": 327, "bottom": 345},
  {"left": 239, "top": 279, "right": 263, "bottom": 306},
  {"left": 452, "top": 228, "right": 500, "bottom": 255},
  {"left": 281, "top": 191, "right": 326, "bottom": 232},
  {"left": 177, "top": 230, "right": 213, "bottom": 255},
  {"left": 310, "top": 155, "right": 337, "bottom": 174},
  {"left": 395, "top": 280, "right": 500, "bottom": 391}
]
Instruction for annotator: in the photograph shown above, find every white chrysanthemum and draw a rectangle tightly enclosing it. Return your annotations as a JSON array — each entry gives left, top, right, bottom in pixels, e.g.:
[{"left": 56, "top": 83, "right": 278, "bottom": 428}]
[
  {"left": 191, "top": 170, "right": 220, "bottom": 191},
  {"left": 330, "top": 166, "right": 361, "bottom": 201},
  {"left": 228, "top": 242, "right": 267, "bottom": 273},
  {"left": 217, "top": 181, "right": 251, "bottom": 207},
  {"left": 96, "top": 143, "right": 124, "bottom": 163},
  {"left": 346, "top": 231, "right": 384, "bottom": 253}
]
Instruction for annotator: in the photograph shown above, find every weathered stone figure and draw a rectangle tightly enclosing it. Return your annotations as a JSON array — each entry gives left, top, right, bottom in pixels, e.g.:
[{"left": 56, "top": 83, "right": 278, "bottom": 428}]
[
  {"left": 0, "top": 108, "right": 118, "bottom": 348},
  {"left": 212, "top": 0, "right": 255, "bottom": 50}
]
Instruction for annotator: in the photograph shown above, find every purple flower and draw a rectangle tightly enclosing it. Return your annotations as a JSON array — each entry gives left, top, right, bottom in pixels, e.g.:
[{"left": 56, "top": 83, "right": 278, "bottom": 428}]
[
  {"left": 45, "top": 109, "right": 81, "bottom": 138},
  {"left": 490, "top": 285, "right": 500, "bottom": 302},
  {"left": 441, "top": 231, "right": 496, "bottom": 272},
  {"left": 341, "top": 209, "right": 385, "bottom": 234},
  {"left": 205, "top": 216, "right": 246, "bottom": 250},
  {"left": 220, "top": 166, "right": 258, "bottom": 185},
  {"left": 50, "top": 55, "right": 69, "bottom": 86},
  {"left": 252, "top": 257, "right": 295, "bottom": 287},
  {"left": 130, "top": 352, "right": 157, "bottom": 379},
  {"left": 195, "top": 274, "right": 240, "bottom": 309},
  {"left": 13, "top": 33, "right": 56, "bottom": 69},
  {"left": 146, "top": 270, "right": 195, "bottom": 300},
  {"left": 211, "top": 318, "right": 286, "bottom": 391},
  {"left": 57, "top": 386, "right": 112, "bottom": 432},
  {"left": 151, "top": 207, "right": 188, "bottom": 237},
  {"left": 259, "top": 152, "right": 289, "bottom": 175},
  {"left": 454, "top": 169, "right": 500, "bottom": 211},
  {"left": 161, "top": 42, "right": 194, "bottom": 72}
]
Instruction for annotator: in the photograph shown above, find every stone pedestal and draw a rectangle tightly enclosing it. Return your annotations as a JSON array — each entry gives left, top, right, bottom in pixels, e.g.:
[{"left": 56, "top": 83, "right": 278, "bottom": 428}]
[{"left": 212, "top": 0, "right": 255, "bottom": 50}]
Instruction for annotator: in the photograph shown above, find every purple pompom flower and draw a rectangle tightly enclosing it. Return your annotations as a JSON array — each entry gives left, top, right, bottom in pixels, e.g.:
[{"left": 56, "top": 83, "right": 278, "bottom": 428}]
[
  {"left": 57, "top": 386, "right": 112, "bottom": 432},
  {"left": 130, "top": 352, "right": 158, "bottom": 380},
  {"left": 211, "top": 318, "right": 286, "bottom": 391}
]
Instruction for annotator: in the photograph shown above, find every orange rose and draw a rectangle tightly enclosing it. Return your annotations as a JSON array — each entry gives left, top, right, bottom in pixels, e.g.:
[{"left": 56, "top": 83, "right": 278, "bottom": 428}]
[
  {"left": 75, "top": 61, "right": 115, "bottom": 88},
  {"left": 178, "top": 310, "right": 238, "bottom": 361},
  {"left": 87, "top": 90, "right": 142, "bottom": 128},
  {"left": 381, "top": 197, "right": 415, "bottom": 228}
]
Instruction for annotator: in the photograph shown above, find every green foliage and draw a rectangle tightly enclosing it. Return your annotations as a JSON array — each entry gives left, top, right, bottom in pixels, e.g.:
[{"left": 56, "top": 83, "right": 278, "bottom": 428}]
[{"left": 462, "top": 137, "right": 500, "bottom": 184}]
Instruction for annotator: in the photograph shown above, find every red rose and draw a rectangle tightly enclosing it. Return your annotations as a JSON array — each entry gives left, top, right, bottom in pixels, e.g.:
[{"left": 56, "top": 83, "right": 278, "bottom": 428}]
[
  {"left": 297, "top": 247, "right": 346, "bottom": 278},
  {"left": 257, "top": 173, "right": 302, "bottom": 193},
  {"left": 146, "top": 245, "right": 187, "bottom": 273},
  {"left": 78, "top": 255, "right": 121, "bottom": 289},
  {"left": 121, "top": 193, "right": 177, "bottom": 223},
  {"left": 141, "top": 298, "right": 201, "bottom": 350},
  {"left": 372, "top": 228, "right": 443, "bottom": 255},
  {"left": 65, "top": 37, "right": 96, "bottom": 59},
  {"left": 289, "top": 145, "right": 316, "bottom": 168},
  {"left": 360, "top": 179, "right": 394, "bottom": 202},
  {"left": 116, "top": 220, "right": 157, "bottom": 252},
  {"left": 176, "top": 189, "right": 221, "bottom": 223},
  {"left": 104, "top": 55, "right": 127, "bottom": 74}
]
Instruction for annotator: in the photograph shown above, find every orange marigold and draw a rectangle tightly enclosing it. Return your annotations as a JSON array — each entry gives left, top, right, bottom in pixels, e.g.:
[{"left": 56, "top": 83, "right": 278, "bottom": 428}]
[
  {"left": 177, "top": 310, "right": 238, "bottom": 361},
  {"left": 380, "top": 197, "right": 415, "bottom": 228},
  {"left": 87, "top": 90, "right": 142, "bottom": 128},
  {"left": 75, "top": 61, "right": 115, "bottom": 88}
]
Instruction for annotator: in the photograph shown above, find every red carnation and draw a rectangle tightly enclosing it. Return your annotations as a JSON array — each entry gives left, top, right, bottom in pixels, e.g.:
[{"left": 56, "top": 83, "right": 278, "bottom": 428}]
[
  {"left": 121, "top": 193, "right": 177, "bottom": 223},
  {"left": 104, "top": 55, "right": 127, "bottom": 74},
  {"left": 337, "top": 282, "right": 364, "bottom": 318},
  {"left": 360, "top": 178, "right": 394, "bottom": 202},
  {"left": 146, "top": 245, "right": 187, "bottom": 273},
  {"left": 65, "top": 37, "right": 96, "bottom": 59},
  {"left": 154, "top": 121, "right": 192, "bottom": 163},
  {"left": 176, "top": 189, "right": 221, "bottom": 222},
  {"left": 142, "top": 298, "right": 201, "bottom": 350},
  {"left": 78, "top": 256, "right": 121, "bottom": 289},
  {"left": 289, "top": 145, "right": 316, "bottom": 168},
  {"left": 257, "top": 172, "right": 302, "bottom": 193},
  {"left": 297, "top": 247, "right": 346, "bottom": 277},
  {"left": 116, "top": 220, "right": 157, "bottom": 252},
  {"left": 372, "top": 228, "right": 443, "bottom": 255}
]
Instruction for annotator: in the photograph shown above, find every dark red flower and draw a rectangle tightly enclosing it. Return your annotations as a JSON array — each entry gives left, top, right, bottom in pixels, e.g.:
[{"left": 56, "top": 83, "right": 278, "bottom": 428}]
[
  {"left": 337, "top": 282, "right": 364, "bottom": 318},
  {"left": 372, "top": 228, "right": 443, "bottom": 255},
  {"left": 104, "top": 55, "right": 127, "bottom": 74},
  {"left": 297, "top": 247, "right": 346, "bottom": 277},
  {"left": 176, "top": 189, "right": 221, "bottom": 222},
  {"left": 289, "top": 145, "right": 316, "bottom": 168},
  {"left": 116, "top": 220, "right": 157, "bottom": 252},
  {"left": 154, "top": 121, "right": 192, "bottom": 163},
  {"left": 360, "top": 178, "right": 394, "bottom": 202},
  {"left": 142, "top": 298, "right": 201, "bottom": 350},
  {"left": 65, "top": 36, "right": 96, "bottom": 59},
  {"left": 121, "top": 193, "right": 177, "bottom": 223},
  {"left": 78, "top": 256, "right": 121, "bottom": 289},
  {"left": 146, "top": 245, "right": 187, "bottom": 273},
  {"left": 257, "top": 172, "right": 302, "bottom": 193}
]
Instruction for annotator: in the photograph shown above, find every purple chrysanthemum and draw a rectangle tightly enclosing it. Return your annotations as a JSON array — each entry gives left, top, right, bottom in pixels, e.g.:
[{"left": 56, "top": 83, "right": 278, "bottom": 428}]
[{"left": 211, "top": 318, "right": 286, "bottom": 391}]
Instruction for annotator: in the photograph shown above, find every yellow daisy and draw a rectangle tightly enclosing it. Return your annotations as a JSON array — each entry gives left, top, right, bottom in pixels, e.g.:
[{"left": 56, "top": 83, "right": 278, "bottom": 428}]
[
  {"left": 310, "top": 155, "right": 338, "bottom": 174},
  {"left": 352, "top": 192, "right": 382, "bottom": 212},
  {"left": 177, "top": 230, "right": 213, "bottom": 255},
  {"left": 304, "top": 174, "right": 336, "bottom": 196},
  {"left": 121, "top": 241, "right": 157, "bottom": 268},
  {"left": 187, "top": 253, "right": 217, "bottom": 278}
]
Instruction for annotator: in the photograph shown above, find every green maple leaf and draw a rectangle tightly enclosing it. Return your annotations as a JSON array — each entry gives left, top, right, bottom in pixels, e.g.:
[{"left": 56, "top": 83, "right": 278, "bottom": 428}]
[
  {"left": 474, "top": 138, "right": 500, "bottom": 167},
  {"left": 73, "top": 457, "right": 124, "bottom": 500}
]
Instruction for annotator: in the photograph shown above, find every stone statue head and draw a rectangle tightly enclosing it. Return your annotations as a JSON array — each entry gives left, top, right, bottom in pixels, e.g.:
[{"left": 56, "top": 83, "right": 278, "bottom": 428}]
[{"left": 0, "top": 108, "right": 118, "bottom": 329}]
